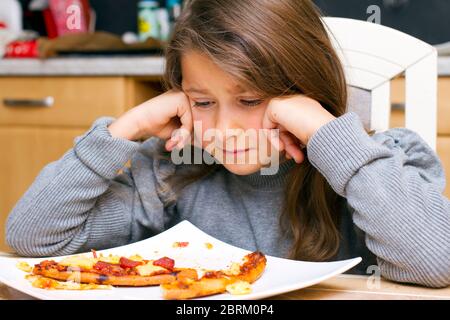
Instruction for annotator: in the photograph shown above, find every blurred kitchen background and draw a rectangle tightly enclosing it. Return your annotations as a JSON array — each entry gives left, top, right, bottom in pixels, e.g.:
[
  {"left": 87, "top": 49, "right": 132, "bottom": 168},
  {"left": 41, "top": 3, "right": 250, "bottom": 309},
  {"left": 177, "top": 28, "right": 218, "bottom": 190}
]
[{"left": 0, "top": 0, "right": 449, "bottom": 251}]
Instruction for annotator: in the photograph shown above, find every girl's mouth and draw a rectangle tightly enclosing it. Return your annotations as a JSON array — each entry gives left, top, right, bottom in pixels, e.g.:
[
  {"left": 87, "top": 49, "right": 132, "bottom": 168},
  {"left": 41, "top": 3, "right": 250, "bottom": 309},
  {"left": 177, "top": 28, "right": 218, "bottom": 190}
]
[{"left": 221, "top": 148, "right": 251, "bottom": 155}]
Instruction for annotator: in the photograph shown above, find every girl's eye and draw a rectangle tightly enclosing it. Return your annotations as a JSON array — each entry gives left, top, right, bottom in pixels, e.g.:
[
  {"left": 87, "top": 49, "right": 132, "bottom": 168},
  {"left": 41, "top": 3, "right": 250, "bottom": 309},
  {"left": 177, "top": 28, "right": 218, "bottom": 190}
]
[
  {"left": 240, "top": 99, "right": 264, "bottom": 107},
  {"left": 193, "top": 101, "right": 214, "bottom": 108}
]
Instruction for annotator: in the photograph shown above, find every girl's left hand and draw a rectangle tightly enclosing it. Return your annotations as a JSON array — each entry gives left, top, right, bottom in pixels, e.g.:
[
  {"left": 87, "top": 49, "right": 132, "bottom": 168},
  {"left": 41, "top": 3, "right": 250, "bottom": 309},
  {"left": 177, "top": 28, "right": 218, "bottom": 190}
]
[{"left": 262, "top": 95, "right": 336, "bottom": 164}]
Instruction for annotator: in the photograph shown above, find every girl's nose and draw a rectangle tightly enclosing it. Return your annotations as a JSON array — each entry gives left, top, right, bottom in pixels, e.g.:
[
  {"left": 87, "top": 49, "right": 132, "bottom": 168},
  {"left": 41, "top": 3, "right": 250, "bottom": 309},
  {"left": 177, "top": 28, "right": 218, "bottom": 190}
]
[
  {"left": 214, "top": 116, "right": 242, "bottom": 147},
  {"left": 214, "top": 106, "right": 240, "bottom": 134}
]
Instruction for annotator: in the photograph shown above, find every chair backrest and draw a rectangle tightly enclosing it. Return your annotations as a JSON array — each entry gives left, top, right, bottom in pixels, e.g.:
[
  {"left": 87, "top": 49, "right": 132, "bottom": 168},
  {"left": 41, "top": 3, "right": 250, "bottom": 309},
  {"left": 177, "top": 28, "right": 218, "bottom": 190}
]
[{"left": 322, "top": 17, "right": 438, "bottom": 150}]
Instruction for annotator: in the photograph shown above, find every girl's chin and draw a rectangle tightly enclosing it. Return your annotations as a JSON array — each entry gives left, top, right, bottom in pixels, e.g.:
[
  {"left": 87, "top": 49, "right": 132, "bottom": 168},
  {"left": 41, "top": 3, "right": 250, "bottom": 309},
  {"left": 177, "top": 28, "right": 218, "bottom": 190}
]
[{"left": 221, "top": 163, "right": 264, "bottom": 176}]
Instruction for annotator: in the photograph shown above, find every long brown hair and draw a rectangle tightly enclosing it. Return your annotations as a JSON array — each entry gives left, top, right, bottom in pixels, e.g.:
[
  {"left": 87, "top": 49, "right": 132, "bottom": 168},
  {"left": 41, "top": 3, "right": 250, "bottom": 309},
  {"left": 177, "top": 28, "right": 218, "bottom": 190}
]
[{"left": 161, "top": 0, "right": 348, "bottom": 261}]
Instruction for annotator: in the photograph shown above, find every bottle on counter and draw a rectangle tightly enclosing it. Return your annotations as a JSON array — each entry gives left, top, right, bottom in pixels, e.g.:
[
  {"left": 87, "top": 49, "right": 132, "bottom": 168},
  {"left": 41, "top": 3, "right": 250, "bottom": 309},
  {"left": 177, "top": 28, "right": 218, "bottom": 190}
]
[
  {"left": 157, "top": 8, "right": 170, "bottom": 42},
  {"left": 138, "top": 0, "right": 160, "bottom": 42}
]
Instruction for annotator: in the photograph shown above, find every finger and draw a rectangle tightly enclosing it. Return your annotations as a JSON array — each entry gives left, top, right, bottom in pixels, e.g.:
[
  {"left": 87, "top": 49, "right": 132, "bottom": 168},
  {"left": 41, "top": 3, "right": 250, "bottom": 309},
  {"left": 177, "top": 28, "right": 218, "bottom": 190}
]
[
  {"left": 265, "top": 128, "right": 285, "bottom": 152},
  {"left": 165, "top": 135, "right": 180, "bottom": 151},
  {"left": 280, "top": 132, "right": 305, "bottom": 164},
  {"left": 159, "top": 120, "right": 182, "bottom": 151},
  {"left": 262, "top": 105, "right": 278, "bottom": 131},
  {"left": 175, "top": 96, "right": 194, "bottom": 149}
]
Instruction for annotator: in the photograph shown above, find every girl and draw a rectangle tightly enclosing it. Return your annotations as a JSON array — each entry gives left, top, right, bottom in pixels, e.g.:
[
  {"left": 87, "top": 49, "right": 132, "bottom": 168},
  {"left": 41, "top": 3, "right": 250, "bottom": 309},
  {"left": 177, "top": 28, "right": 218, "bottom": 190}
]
[{"left": 6, "top": 0, "right": 449, "bottom": 288}]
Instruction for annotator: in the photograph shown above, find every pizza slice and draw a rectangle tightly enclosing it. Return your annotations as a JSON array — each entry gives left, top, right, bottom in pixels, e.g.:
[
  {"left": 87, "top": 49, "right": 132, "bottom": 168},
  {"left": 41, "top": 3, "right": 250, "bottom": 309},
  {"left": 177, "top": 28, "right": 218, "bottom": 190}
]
[
  {"left": 30, "top": 252, "right": 191, "bottom": 287},
  {"left": 17, "top": 250, "right": 267, "bottom": 299},
  {"left": 161, "top": 251, "right": 267, "bottom": 299}
]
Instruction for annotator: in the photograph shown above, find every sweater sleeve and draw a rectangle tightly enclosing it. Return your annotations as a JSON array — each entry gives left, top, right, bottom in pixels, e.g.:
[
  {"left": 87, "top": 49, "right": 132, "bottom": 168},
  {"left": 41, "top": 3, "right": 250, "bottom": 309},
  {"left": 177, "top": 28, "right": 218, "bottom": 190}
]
[
  {"left": 5, "top": 117, "right": 170, "bottom": 257},
  {"left": 307, "top": 112, "right": 450, "bottom": 288}
]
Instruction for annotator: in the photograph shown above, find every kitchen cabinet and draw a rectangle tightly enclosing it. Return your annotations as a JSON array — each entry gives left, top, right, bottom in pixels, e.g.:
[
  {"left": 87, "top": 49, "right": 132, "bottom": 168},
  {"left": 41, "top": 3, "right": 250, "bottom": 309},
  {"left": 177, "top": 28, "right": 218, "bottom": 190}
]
[{"left": 0, "top": 76, "right": 162, "bottom": 251}]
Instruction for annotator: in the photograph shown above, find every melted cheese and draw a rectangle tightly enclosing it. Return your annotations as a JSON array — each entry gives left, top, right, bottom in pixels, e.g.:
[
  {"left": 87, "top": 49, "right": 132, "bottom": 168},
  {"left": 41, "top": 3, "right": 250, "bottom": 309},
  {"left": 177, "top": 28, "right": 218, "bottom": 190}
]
[
  {"left": 225, "top": 262, "right": 241, "bottom": 276},
  {"left": 135, "top": 261, "right": 168, "bottom": 276},
  {"left": 97, "top": 254, "right": 121, "bottom": 264},
  {"left": 128, "top": 254, "right": 144, "bottom": 262},
  {"left": 225, "top": 281, "right": 252, "bottom": 295},
  {"left": 59, "top": 255, "right": 97, "bottom": 269},
  {"left": 57, "top": 253, "right": 147, "bottom": 269}
]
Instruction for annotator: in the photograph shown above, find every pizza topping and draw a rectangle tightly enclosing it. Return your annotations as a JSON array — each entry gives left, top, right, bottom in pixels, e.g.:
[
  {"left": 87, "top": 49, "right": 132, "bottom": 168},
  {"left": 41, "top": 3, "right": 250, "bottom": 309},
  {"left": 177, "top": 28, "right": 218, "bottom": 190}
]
[
  {"left": 153, "top": 257, "right": 175, "bottom": 270},
  {"left": 203, "top": 270, "right": 227, "bottom": 279},
  {"left": 27, "top": 274, "right": 59, "bottom": 289},
  {"left": 97, "top": 254, "right": 121, "bottom": 264},
  {"left": 35, "top": 260, "right": 67, "bottom": 272},
  {"left": 59, "top": 255, "right": 97, "bottom": 270},
  {"left": 174, "top": 268, "right": 199, "bottom": 282},
  {"left": 91, "top": 249, "right": 98, "bottom": 259},
  {"left": 26, "top": 275, "right": 112, "bottom": 290},
  {"left": 128, "top": 254, "right": 144, "bottom": 262},
  {"left": 225, "top": 262, "right": 241, "bottom": 276},
  {"left": 93, "top": 261, "right": 126, "bottom": 276},
  {"left": 119, "top": 257, "right": 143, "bottom": 269},
  {"left": 39, "top": 260, "right": 58, "bottom": 268},
  {"left": 135, "top": 261, "right": 170, "bottom": 276}
]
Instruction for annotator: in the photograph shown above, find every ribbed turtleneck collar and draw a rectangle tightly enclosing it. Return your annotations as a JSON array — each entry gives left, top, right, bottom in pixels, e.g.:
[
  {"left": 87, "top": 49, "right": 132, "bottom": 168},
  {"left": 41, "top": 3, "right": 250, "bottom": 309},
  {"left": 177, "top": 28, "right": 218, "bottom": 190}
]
[{"left": 230, "top": 158, "right": 297, "bottom": 190}]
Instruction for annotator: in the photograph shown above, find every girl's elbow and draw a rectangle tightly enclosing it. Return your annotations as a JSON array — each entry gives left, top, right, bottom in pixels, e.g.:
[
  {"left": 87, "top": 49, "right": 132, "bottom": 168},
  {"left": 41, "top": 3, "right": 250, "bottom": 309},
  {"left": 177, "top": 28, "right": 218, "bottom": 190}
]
[
  {"left": 407, "top": 269, "right": 450, "bottom": 289},
  {"left": 379, "top": 257, "right": 450, "bottom": 288},
  {"left": 413, "top": 250, "right": 450, "bottom": 288},
  {"left": 419, "top": 263, "right": 450, "bottom": 288},
  {"left": 6, "top": 226, "right": 46, "bottom": 257},
  {"left": 6, "top": 220, "right": 70, "bottom": 258}
]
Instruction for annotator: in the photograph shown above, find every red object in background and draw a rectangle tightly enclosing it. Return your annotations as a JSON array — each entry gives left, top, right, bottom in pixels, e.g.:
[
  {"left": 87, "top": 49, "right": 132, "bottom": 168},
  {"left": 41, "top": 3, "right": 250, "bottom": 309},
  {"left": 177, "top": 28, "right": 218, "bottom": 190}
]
[
  {"left": 43, "top": 8, "right": 58, "bottom": 38},
  {"left": 0, "top": 22, "right": 7, "bottom": 29},
  {"left": 80, "top": 0, "right": 90, "bottom": 28},
  {"left": 47, "top": 0, "right": 89, "bottom": 37},
  {"left": 4, "top": 39, "right": 39, "bottom": 58}
]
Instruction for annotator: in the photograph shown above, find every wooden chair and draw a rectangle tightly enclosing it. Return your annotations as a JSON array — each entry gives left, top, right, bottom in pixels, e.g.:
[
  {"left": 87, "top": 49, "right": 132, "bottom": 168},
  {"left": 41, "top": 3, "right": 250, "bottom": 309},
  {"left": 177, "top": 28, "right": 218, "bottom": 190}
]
[{"left": 323, "top": 17, "right": 438, "bottom": 150}]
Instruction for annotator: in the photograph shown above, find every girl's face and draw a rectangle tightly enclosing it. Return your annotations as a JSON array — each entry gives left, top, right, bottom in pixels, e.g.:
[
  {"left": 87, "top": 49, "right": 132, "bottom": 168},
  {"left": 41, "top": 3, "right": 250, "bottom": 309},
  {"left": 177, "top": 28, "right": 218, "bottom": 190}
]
[{"left": 181, "top": 51, "right": 281, "bottom": 175}]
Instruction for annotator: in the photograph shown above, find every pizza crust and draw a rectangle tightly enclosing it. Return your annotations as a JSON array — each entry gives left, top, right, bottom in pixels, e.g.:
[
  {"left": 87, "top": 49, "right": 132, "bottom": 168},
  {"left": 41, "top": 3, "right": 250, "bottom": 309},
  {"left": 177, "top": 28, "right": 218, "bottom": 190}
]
[{"left": 33, "top": 266, "right": 177, "bottom": 286}]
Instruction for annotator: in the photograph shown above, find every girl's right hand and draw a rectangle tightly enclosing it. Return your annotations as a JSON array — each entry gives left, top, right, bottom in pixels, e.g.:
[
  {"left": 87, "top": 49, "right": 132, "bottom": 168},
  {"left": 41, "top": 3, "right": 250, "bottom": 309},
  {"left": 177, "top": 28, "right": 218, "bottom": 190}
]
[{"left": 108, "top": 90, "right": 193, "bottom": 151}]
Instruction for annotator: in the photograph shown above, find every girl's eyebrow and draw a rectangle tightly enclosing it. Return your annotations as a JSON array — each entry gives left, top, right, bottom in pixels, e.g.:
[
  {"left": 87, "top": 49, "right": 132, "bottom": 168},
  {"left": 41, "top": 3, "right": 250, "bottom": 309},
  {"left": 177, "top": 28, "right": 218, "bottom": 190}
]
[
  {"left": 184, "top": 85, "right": 259, "bottom": 96},
  {"left": 184, "top": 87, "right": 210, "bottom": 95}
]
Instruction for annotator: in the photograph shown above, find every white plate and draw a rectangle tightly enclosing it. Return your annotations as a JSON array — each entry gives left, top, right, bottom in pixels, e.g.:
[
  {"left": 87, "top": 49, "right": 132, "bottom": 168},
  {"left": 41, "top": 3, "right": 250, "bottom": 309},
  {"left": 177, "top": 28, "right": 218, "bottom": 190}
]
[{"left": 0, "top": 220, "right": 361, "bottom": 300}]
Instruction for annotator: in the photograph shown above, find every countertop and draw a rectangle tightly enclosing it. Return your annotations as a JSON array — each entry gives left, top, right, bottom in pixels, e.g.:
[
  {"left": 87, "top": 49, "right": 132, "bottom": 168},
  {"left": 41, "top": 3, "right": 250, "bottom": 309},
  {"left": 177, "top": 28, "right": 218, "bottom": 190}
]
[
  {"left": 0, "top": 57, "right": 165, "bottom": 76},
  {"left": 0, "top": 56, "right": 449, "bottom": 77}
]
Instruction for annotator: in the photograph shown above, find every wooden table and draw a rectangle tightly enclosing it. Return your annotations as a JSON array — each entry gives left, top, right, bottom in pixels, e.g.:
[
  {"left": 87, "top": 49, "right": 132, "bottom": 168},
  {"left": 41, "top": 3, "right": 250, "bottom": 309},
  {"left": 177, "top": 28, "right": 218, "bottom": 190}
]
[
  {"left": 1, "top": 274, "right": 449, "bottom": 300},
  {"left": 271, "top": 274, "right": 450, "bottom": 300}
]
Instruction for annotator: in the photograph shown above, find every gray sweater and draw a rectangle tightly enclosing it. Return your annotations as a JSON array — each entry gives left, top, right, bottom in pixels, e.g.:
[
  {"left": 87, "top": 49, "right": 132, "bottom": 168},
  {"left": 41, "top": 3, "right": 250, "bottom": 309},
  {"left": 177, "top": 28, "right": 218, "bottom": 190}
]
[{"left": 5, "top": 112, "right": 450, "bottom": 288}]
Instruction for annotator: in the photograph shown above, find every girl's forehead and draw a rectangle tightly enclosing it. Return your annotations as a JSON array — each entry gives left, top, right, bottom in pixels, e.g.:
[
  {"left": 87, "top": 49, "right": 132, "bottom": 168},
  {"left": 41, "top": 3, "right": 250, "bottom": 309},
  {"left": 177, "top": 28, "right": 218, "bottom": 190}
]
[{"left": 181, "top": 52, "right": 254, "bottom": 94}]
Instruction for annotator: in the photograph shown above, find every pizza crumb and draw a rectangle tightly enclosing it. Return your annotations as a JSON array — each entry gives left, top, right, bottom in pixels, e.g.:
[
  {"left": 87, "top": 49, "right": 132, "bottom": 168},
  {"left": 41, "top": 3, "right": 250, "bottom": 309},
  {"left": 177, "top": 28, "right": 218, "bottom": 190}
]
[
  {"left": 225, "top": 281, "right": 252, "bottom": 295},
  {"left": 172, "top": 241, "right": 189, "bottom": 248},
  {"left": 16, "top": 261, "right": 32, "bottom": 273},
  {"left": 204, "top": 243, "right": 213, "bottom": 250}
]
